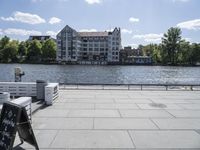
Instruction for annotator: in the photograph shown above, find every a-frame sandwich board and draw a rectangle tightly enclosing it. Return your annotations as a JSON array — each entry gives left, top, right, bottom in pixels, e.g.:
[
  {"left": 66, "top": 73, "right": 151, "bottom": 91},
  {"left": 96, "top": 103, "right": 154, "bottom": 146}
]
[{"left": 0, "top": 102, "right": 39, "bottom": 150}]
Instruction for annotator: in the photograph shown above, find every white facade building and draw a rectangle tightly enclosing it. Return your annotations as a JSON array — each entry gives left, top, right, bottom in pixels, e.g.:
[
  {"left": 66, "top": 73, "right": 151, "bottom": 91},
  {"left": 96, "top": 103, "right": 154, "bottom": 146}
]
[{"left": 56, "top": 25, "right": 121, "bottom": 63}]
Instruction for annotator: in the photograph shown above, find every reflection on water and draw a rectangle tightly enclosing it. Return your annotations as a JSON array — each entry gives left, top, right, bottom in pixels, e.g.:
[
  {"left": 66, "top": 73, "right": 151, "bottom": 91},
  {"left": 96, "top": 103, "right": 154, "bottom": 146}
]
[{"left": 0, "top": 64, "right": 199, "bottom": 84}]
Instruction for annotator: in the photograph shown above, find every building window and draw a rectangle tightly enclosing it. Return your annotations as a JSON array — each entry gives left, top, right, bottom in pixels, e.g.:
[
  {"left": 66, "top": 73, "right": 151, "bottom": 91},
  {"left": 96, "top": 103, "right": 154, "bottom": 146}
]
[{"left": 94, "top": 44, "right": 99, "bottom": 47}]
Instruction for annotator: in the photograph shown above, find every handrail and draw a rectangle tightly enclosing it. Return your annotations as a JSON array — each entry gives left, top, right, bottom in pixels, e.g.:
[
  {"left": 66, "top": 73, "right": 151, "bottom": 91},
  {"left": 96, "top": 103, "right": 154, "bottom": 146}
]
[{"left": 59, "top": 83, "right": 200, "bottom": 91}]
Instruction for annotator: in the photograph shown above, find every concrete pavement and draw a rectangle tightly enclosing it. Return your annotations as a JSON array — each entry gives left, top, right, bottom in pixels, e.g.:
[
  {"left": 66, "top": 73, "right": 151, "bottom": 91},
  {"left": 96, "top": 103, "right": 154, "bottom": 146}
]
[{"left": 14, "top": 89, "right": 200, "bottom": 149}]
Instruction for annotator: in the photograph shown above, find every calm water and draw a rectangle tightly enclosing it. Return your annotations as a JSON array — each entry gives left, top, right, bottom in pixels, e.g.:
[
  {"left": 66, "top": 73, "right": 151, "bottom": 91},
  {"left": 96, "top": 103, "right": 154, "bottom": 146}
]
[{"left": 0, "top": 64, "right": 200, "bottom": 84}]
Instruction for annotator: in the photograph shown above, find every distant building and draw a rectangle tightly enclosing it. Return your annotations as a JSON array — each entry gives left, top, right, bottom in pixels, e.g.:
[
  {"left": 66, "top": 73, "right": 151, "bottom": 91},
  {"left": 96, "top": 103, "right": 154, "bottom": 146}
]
[
  {"left": 56, "top": 25, "right": 121, "bottom": 63},
  {"left": 29, "top": 35, "right": 51, "bottom": 41},
  {"left": 28, "top": 35, "right": 55, "bottom": 42},
  {"left": 120, "top": 46, "right": 152, "bottom": 64}
]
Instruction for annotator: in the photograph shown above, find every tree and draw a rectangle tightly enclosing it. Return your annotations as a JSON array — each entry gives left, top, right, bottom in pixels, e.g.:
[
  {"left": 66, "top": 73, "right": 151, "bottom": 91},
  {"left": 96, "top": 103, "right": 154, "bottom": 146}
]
[
  {"left": 178, "top": 40, "right": 191, "bottom": 64},
  {"left": 162, "top": 27, "right": 182, "bottom": 65},
  {"left": 41, "top": 39, "right": 56, "bottom": 62},
  {"left": 0, "top": 36, "right": 10, "bottom": 62},
  {"left": 18, "top": 41, "right": 28, "bottom": 62},
  {"left": 27, "top": 40, "right": 42, "bottom": 62},
  {"left": 1, "top": 40, "right": 18, "bottom": 63},
  {"left": 0, "top": 36, "right": 10, "bottom": 49},
  {"left": 141, "top": 44, "right": 162, "bottom": 64},
  {"left": 189, "top": 43, "right": 200, "bottom": 65}
]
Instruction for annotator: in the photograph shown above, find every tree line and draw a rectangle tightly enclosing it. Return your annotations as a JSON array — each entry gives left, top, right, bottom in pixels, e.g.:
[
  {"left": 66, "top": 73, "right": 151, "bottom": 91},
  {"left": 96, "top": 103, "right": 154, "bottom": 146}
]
[
  {"left": 0, "top": 27, "right": 200, "bottom": 65},
  {"left": 0, "top": 36, "right": 56, "bottom": 63},
  {"left": 140, "top": 27, "right": 200, "bottom": 65}
]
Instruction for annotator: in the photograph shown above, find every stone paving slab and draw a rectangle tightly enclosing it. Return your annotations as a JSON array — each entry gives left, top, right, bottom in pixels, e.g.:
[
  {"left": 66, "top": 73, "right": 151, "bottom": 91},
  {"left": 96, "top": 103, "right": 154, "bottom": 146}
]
[
  {"left": 50, "top": 130, "right": 134, "bottom": 149},
  {"left": 50, "top": 103, "right": 95, "bottom": 109},
  {"left": 167, "top": 110, "right": 200, "bottom": 118},
  {"left": 34, "top": 109, "right": 69, "bottom": 117},
  {"left": 137, "top": 103, "right": 183, "bottom": 110},
  {"left": 119, "top": 110, "right": 174, "bottom": 118},
  {"left": 152, "top": 119, "right": 200, "bottom": 129},
  {"left": 95, "top": 103, "right": 139, "bottom": 109},
  {"left": 177, "top": 104, "right": 200, "bottom": 110},
  {"left": 114, "top": 98, "right": 153, "bottom": 104},
  {"left": 64, "top": 99, "right": 115, "bottom": 103},
  {"left": 33, "top": 118, "right": 93, "bottom": 129},
  {"left": 150, "top": 99, "right": 190, "bottom": 104},
  {"left": 186, "top": 100, "right": 200, "bottom": 103},
  {"left": 129, "top": 130, "right": 200, "bottom": 148},
  {"left": 94, "top": 118, "right": 158, "bottom": 129},
  {"left": 67, "top": 109, "right": 120, "bottom": 117}
]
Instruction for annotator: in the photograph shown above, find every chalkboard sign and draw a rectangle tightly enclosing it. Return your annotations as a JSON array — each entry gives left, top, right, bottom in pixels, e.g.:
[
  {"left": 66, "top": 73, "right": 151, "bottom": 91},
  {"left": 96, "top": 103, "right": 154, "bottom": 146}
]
[
  {"left": 0, "top": 102, "right": 39, "bottom": 150},
  {"left": 17, "top": 107, "right": 39, "bottom": 149},
  {"left": 0, "top": 102, "right": 21, "bottom": 150}
]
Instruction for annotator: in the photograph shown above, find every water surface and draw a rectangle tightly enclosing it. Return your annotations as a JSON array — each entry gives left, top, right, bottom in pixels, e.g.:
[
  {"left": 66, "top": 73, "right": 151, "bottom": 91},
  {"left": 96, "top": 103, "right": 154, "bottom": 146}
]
[{"left": 0, "top": 64, "right": 199, "bottom": 84}]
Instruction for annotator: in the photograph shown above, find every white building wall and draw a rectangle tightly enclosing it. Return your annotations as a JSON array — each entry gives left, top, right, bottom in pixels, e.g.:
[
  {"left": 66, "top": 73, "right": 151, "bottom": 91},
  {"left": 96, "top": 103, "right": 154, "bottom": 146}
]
[{"left": 57, "top": 25, "right": 121, "bottom": 63}]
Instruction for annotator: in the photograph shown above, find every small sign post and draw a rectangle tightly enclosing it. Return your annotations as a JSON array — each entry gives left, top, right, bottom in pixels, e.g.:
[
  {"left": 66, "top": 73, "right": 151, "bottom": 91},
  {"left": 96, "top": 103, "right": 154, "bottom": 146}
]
[{"left": 0, "top": 102, "right": 39, "bottom": 150}]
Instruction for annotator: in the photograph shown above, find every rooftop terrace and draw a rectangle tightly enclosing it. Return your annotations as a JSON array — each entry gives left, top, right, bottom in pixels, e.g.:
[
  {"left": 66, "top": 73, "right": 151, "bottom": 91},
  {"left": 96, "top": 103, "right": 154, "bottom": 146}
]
[{"left": 14, "top": 89, "right": 200, "bottom": 150}]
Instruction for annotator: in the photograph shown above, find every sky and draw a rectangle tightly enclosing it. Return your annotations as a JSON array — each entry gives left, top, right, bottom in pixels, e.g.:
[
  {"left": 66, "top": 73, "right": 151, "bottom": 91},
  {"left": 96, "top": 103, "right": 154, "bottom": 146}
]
[{"left": 0, "top": 0, "right": 200, "bottom": 48}]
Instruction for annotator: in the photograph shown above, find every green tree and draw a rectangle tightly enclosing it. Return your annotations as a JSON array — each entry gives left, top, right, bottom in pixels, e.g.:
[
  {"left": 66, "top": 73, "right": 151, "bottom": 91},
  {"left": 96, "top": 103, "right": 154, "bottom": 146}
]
[
  {"left": 162, "top": 27, "right": 182, "bottom": 65},
  {"left": 0, "top": 36, "right": 10, "bottom": 62},
  {"left": 0, "top": 36, "right": 10, "bottom": 49},
  {"left": 27, "top": 40, "right": 42, "bottom": 62},
  {"left": 141, "top": 44, "right": 162, "bottom": 64},
  {"left": 189, "top": 43, "right": 200, "bottom": 65},
  {"left": 1, "top": 40, "right": 18, "bottom": 63},
  {"left": 178, "top": 40, "right": 191, "bottom": 64},
  {"left": 41, "top": 39, "right": 56, "bottom": 62},
  {"left": 18, "top": 41, "right": 28, "bottom": 62}
]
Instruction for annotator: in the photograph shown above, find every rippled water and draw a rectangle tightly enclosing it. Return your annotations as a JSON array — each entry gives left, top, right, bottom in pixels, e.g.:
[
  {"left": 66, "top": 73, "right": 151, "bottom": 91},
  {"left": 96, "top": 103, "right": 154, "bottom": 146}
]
[{"left": 0, "top": 64, "right": 200, "bottom": 84}]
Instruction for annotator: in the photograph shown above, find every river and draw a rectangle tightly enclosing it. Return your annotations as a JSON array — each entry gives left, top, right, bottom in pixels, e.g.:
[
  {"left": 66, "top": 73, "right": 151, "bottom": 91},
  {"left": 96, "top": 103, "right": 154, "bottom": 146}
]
[{"left": 0, "top": 64, "right": 199, "bottom": 84}]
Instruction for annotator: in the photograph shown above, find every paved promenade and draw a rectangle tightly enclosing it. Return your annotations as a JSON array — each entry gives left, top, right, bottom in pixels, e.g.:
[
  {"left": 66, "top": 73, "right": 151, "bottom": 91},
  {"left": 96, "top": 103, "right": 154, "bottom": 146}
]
[{"left": 14, "top": 89, "right": 200, "bottom": 150}]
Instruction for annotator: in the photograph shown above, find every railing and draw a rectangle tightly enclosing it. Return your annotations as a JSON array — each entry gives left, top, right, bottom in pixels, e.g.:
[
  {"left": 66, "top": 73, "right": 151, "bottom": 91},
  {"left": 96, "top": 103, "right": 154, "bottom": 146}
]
[{"left": 59, "top": 83, "right": 200, "bottom": 91}]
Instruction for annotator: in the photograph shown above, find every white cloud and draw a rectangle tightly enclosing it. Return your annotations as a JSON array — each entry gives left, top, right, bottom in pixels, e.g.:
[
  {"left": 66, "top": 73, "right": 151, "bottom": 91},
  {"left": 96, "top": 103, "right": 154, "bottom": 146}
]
[
  {"left": 85, "top": 0, "right": 102, "bottom": 4},
  {"left": 129, "top": 17, "right": 139, "bottom": 23},
  {"left": 125, "top": 44, "right": 138, "bottom": 49},
  {"left": 173, "top": 0, "right": 190, "bottom": 2},
  {"left": 4, "top": 28, "right": 42, "bottom": 36},
  {"left": 1, "top": 17, "right": 15, "bottom": 21},
  {"left": 46, "top": 31, "right": 58, "bottom": 37},
  {"left": 121, "top": 29, "right": 132, "bottom": 34},
  {"left": 79, "top": 29, "right": 97, "bottom": 32},
  {"left": 1, "top": 11, "right": 46, "bottom": 24},
  {"left": 177, "top": 19, "right": 200, "bottom": 30},
  {"left": 49, "top": 17, "right": 61, "bottom": 24},
  {"left": 0, "top": 29, "right": 3, "bottom": 35},
  {"left": 183, "top": 37, "right": 191, "bottom": 42},
  {"left": 105, "top": 28, "right": 114, "bottom": 32},
  {"left": 133, "top": 33, "right": 163, "bottom": 43},
  {"left": 31, "top": 0, "right": 43, "bottom": 2}
]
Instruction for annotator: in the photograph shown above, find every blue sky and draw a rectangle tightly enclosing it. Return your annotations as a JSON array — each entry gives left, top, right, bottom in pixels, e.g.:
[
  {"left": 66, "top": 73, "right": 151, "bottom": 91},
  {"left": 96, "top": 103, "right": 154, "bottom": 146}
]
[{"left": 0, "top": 0, "right": 200, "bottom": 47}]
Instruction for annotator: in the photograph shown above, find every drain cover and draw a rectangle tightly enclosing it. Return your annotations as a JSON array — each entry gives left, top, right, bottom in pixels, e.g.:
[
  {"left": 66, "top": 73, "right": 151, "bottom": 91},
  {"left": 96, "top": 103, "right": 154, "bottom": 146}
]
[{"left": 149, "top": 103, "right": 167, "bottom": 108}]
